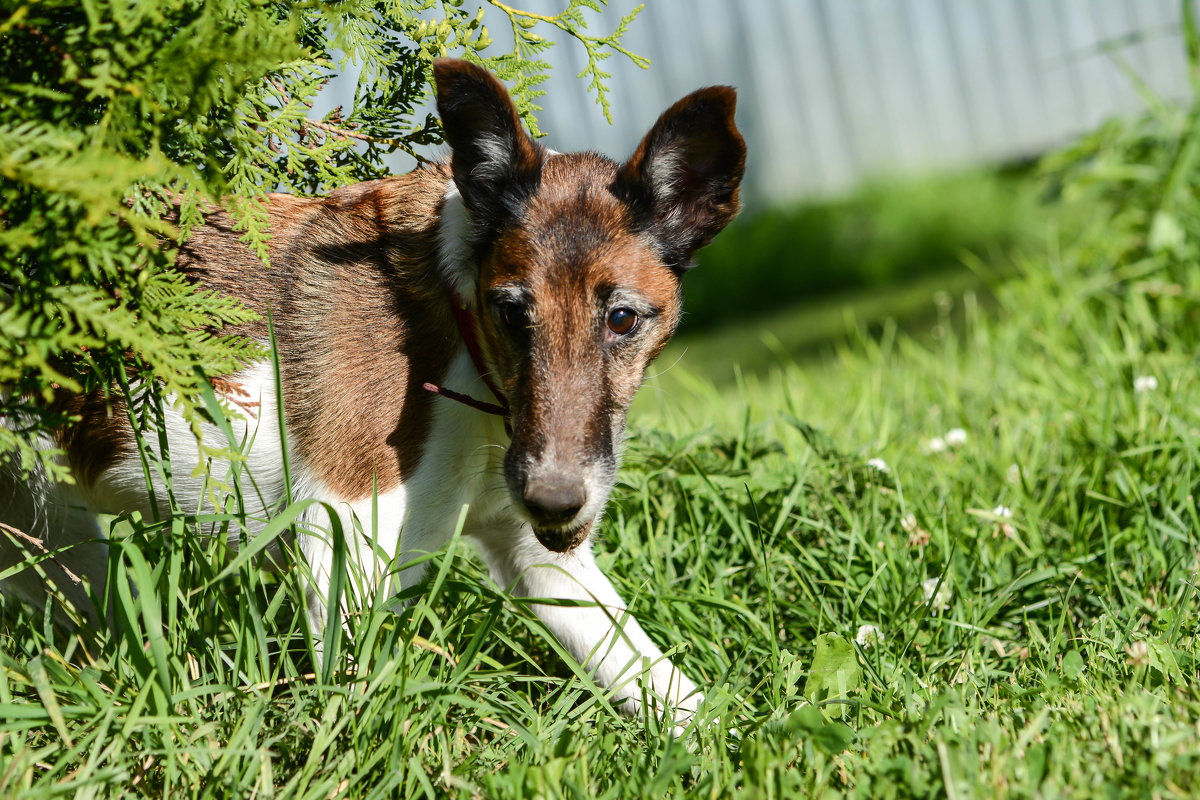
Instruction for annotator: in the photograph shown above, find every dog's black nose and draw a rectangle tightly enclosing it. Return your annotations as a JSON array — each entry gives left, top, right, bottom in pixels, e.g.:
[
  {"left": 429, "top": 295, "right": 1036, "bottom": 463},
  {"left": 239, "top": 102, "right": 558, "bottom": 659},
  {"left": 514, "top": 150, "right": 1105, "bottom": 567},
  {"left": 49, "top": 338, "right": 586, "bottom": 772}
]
[{"left": 523, "top": 477, "right": 586, "bottom": 526}]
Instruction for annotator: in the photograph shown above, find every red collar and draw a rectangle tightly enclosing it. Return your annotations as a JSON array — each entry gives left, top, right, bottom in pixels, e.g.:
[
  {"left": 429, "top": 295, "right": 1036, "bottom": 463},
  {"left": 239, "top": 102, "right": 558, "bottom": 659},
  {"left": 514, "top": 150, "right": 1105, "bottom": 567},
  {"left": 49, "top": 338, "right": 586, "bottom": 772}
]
[{"left": 423, "top": 288, "right": 511, "bottom": 432}]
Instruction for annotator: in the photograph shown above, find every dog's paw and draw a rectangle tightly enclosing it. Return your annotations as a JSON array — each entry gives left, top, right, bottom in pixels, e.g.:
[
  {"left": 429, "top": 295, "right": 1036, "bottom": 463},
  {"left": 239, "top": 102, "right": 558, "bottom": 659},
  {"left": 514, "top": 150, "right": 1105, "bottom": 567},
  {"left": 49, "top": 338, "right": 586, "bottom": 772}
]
[{"left": 615, "top": 663, "right": 705, "bottom": 734}]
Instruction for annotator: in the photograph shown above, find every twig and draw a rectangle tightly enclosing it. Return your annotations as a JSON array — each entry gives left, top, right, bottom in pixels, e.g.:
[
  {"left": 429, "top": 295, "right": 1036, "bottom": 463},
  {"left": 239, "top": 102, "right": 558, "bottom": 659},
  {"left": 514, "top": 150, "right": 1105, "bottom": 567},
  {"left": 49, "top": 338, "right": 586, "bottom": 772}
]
[
  {"left": 411, "top": 634, "right": 457, "bottom": 667},
  {"left": 488, "top": 1, "right": 561, "bottom": 25},
  {"left": 303, "top": 118, "right": 430, "bottom": 163},
  {"left": 267, "top": 76, "right": 429, "bottom": 163},
  {"left": 0, "top": 522, "right": 84, "bottom": 588},
  {"left": 210, "top": 376, "right": 260, "bottom": 418}
]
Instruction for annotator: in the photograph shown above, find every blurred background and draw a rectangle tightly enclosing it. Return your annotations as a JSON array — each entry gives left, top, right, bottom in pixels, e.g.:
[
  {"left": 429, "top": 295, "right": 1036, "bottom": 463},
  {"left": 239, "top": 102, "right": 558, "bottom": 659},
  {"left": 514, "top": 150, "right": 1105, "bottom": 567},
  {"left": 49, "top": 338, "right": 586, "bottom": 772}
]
[
  {"left": 329, "top": 0, "right": 1194, "bottom": 375},
  {"left": 492, "top": 0, "right": 1191, "bottom": 202}
]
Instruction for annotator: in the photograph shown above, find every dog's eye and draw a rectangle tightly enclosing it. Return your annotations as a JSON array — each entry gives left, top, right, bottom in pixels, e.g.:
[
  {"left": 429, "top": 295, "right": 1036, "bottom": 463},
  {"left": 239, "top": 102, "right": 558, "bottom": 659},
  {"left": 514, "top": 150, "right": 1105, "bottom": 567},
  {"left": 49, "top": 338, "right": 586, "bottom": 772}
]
[
  {"left": 498, "top": 302, "right": 528, "bottom": 330},
  {"left": 606, "top": 307, "right": 639, "bottom": 336}
]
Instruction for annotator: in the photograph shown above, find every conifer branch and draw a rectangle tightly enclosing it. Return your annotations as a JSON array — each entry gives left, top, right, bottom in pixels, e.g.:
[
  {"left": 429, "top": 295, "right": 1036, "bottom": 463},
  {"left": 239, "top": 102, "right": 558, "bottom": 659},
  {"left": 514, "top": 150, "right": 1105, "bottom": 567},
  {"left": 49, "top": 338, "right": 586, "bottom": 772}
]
[{"left": 0, "top": 1, "right": 647, "bottom": 479}]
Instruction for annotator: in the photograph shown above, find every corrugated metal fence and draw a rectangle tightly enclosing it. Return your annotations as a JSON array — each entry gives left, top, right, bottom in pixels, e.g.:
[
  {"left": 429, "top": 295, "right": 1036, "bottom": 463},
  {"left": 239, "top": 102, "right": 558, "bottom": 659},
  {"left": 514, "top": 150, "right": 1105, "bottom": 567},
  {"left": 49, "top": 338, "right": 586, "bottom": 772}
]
[{"left": 334, "top": 1, "right": 1197, "bottom": 206}]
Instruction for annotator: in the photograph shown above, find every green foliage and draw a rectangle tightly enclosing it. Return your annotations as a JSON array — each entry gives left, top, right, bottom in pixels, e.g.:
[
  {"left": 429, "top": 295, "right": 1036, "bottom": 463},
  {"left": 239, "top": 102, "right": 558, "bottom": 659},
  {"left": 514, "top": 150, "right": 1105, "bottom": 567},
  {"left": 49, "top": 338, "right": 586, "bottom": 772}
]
[
  {"left": 0, "top": 0, "right": 645, "bottom": 480},
  {"left": 6, "top": 3, "right": 1200, "bottom": 798},
  {"left": 487, "top": 0, "right": 649, "bottom": 128},
  {"left": 684, "top": 171, "right": 1042, "bottom": 334},
  {"left": 1037, "top": 96, "right": 1200, "bottom": 362},
  {"left": 803, "top": 633, "right": 861, "bottom": 719},
  {"left": 7, "top": 148, "right": 1200, "bottom": 797}
]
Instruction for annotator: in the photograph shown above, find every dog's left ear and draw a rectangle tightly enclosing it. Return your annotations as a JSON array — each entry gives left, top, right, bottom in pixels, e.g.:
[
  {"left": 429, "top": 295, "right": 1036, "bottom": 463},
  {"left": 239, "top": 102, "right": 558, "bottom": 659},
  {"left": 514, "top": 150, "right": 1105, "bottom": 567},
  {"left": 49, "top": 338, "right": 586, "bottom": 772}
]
[{"left": 617, "top": 87, "right": 746, "bottom": 273}]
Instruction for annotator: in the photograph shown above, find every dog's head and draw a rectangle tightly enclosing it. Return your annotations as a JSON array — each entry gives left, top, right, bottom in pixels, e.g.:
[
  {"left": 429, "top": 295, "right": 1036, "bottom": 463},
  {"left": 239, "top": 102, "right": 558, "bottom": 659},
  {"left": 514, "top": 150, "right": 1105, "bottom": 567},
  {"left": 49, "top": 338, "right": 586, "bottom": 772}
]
[{"left": 433, "top": 58, "right": 745, "bottom": 552}]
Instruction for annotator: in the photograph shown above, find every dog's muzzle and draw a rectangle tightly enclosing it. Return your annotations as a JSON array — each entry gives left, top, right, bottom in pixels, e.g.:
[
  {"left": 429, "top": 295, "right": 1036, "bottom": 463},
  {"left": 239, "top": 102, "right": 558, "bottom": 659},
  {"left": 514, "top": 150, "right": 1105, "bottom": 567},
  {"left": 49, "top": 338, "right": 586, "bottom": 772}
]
[
  {"left": 533, "top": 519, "right": 595, "bottom": 553},
  {"left": 522, "top": 473, "right": 595, "bottom": 552}
]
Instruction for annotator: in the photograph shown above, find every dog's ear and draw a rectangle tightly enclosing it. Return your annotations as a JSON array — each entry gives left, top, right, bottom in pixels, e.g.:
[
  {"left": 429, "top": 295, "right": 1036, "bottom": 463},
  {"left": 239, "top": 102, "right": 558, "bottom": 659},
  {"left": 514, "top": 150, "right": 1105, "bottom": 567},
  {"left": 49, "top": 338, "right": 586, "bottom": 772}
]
[
  {"left": 616, "top": 87, "right": 746, "bottom": 273},
  {"left": 434, "top": 58, "right": 543, "bottom": 237}
]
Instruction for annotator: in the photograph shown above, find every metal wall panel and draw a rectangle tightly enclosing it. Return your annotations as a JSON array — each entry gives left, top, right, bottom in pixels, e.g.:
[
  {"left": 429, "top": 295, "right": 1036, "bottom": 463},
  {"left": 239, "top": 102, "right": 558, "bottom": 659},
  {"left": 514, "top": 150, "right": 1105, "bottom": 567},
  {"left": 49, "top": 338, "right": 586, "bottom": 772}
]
[{"left": 330, "top": 1, "right": 1196, "bottom": 205}]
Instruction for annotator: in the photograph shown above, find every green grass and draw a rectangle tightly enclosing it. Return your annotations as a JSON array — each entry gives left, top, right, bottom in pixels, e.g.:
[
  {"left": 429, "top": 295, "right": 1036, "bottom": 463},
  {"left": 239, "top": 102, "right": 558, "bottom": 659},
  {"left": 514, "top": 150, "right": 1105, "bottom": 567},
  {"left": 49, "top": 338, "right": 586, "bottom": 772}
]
[
  {"left": 681, "top": 169, "right": 1043, "bottom": 335},
  {"left": 3, "top": 144, "right": 1200, "bottom": 797},
  {"left": 666, "top": 263, "right": 988, "bottom": 384}
]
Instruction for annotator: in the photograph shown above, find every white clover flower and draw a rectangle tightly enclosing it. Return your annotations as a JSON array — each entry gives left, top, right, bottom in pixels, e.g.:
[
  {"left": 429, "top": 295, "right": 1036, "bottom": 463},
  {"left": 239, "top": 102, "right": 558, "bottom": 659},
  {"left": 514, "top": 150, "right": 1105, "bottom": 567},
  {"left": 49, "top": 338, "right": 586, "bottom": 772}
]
[
  {"left": 921, "top": 577, "right": 952, "bottom": 611},
  {"left": 1006, "top": 464, "right": 1021, "bottom": 484},
  {"left": 1134, "top": 375, "right": 1158, "bottom": 394},
  {"left": 945, "top": 428, "right": 968, "bottom": 448},
  {"left": 855, "top": 624, "right": 881, "bottom": 648},
  {"left": 901, "top": 513, "right": 930, "bottom": 546},
  {"left": 988, "top": 505, "right": 1017, "bottom": 539},
  {"left": 867, "top": 457, "right": 891, "bottom": 474},
  {"left": 925, "top": 436, "right": 947, "bottom": 454},
  {"left": 1125, "top": 640, "right": 1150, "bottom": 667}
]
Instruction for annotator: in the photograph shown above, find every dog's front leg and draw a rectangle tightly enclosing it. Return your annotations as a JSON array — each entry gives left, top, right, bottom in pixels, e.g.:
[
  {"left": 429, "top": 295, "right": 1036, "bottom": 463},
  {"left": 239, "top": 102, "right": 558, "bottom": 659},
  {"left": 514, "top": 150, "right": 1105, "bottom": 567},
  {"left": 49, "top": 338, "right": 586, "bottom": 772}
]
[{"left": 473, "top": 530, "right": 702, "bottom": 725}]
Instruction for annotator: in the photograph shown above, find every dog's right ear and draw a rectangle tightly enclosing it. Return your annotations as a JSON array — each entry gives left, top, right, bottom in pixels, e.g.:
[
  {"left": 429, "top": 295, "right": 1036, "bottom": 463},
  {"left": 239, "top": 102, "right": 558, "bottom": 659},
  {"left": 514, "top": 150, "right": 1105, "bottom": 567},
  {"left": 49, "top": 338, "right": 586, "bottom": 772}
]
[{"left": 434, "top": 58, "right": 543, "bottom": 237}]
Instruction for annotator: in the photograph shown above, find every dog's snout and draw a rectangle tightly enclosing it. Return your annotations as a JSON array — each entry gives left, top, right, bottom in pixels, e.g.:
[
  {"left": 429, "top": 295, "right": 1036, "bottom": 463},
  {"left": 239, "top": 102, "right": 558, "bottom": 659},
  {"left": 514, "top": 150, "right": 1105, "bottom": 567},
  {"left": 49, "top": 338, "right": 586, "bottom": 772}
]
[{"left": 522, "top": 476, "right": 587, "bottom": 526}]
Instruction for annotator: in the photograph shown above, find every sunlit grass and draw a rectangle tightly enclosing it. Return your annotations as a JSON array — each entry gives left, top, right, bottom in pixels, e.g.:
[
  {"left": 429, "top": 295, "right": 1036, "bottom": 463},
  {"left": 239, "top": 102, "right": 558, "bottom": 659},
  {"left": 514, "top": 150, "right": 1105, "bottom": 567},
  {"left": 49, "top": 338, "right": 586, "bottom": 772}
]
[{"left": 3, "top": 166, "right": 1200, "bottom": 796}]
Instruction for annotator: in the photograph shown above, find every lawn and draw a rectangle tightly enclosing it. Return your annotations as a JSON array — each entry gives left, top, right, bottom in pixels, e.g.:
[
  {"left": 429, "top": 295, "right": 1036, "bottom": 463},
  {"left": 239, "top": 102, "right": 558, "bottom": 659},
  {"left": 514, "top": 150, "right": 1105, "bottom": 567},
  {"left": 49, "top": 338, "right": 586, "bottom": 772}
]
[{"left": 2, "top": 113, "right": 1199, "bottom": 798}]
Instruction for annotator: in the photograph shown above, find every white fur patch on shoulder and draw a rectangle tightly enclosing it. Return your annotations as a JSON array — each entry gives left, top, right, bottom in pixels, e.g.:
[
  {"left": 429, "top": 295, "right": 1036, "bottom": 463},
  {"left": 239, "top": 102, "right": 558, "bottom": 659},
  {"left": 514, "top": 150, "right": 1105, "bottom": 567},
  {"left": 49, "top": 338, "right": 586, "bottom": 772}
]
[
  {"left": 84, "top": 360, "right": 287, "bottom": 522},
  {"left": 437, "top": 181, "right": 476, "bottom": 303}
]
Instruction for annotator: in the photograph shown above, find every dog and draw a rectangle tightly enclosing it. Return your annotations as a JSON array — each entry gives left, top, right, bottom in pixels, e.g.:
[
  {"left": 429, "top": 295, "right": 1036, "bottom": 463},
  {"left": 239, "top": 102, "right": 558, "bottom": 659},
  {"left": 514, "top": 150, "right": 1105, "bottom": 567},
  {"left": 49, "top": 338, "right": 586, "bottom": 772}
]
[{"left": 0, "top": 59, "right": 745, "bottom": 722}]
